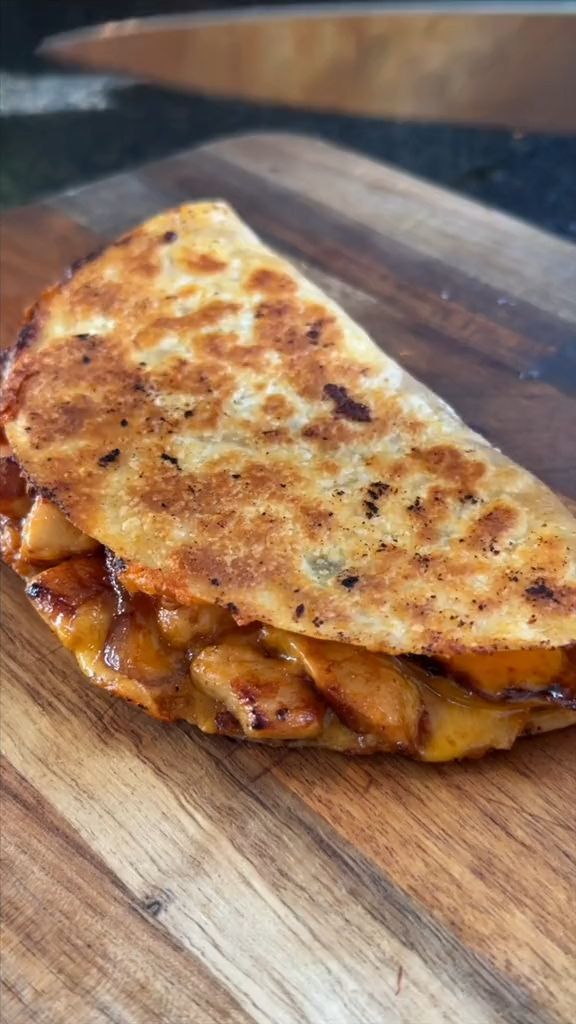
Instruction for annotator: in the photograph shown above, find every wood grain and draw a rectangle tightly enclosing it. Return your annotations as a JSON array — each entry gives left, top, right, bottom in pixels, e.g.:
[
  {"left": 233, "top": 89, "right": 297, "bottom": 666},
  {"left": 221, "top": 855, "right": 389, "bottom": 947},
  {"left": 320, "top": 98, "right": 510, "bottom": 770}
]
[
  {"left": 0, "top": 207, "right": 101, "bottom": 344},
  {"left": 2, "top": 133, "right": 576, "bottom": 1024},
  {"left": 1, "top": 759, "right": 247, "bottom": 1024}
]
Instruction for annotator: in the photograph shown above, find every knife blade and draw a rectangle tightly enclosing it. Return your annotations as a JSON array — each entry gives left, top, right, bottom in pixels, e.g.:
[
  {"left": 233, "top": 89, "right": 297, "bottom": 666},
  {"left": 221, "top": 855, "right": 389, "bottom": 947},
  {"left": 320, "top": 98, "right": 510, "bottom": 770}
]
[{"left": 40, "top": 3, "right": 576, "bottom": 132}]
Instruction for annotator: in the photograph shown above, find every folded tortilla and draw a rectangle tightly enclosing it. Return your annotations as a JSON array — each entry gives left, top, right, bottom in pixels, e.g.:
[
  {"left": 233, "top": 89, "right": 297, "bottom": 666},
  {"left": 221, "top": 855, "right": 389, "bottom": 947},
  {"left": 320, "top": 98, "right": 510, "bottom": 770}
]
[{"left": 1, "top": 202, "right": 575, "bottom": 760}]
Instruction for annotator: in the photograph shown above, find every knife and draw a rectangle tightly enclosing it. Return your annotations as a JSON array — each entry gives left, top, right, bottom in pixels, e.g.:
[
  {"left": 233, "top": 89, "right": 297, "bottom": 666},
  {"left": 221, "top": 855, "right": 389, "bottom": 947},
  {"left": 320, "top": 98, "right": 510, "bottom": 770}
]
[{"left": 40, "top": 3, "right": 576, "bottom": 132}]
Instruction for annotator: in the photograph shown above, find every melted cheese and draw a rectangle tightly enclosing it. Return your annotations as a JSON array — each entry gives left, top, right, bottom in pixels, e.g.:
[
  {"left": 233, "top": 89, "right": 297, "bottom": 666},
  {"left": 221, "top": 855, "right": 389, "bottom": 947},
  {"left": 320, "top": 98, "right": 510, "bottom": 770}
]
[{"left": 443, "top": 649, "right": 566, "bottom": 695}]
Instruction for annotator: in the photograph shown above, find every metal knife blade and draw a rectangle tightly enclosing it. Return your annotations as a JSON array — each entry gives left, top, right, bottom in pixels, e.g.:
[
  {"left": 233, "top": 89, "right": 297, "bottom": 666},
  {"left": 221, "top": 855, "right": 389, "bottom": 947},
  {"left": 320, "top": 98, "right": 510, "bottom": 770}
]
[{"left": 40, "top": 3, "right": 576, "bottom": 132}]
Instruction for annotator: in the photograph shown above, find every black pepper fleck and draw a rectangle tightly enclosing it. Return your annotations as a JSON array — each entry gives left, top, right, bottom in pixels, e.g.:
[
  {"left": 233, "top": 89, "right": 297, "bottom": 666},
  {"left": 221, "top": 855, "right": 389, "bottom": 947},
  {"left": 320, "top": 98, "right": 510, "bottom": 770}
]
[
  {"left": 341, "top": 576, "right": 359, "bottom": 589},
  {"left": 294, "top": 603, "right": 305, "bottom": 620},
  {"left": 407, "top": 496, "right": 424, "bottom": 513},
  {"left": 367, "top": 481, "right": 390, "bottom": 500},
  {"left": 98, "top": 448, "right": 120, "bottom": 467}
]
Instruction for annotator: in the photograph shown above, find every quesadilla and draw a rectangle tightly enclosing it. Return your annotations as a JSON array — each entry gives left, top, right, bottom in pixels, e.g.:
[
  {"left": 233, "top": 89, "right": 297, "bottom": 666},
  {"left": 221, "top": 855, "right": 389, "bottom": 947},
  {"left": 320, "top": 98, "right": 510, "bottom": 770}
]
[{"left": 1, "top": 201, "right": 575, "bottom": 761}]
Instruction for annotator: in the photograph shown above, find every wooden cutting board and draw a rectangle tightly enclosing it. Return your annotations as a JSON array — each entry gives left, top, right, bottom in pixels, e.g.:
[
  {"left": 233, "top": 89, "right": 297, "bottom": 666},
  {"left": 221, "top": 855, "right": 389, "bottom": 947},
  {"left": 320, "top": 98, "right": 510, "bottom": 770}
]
[{"left": 1, "top": 134, "right": 575, "bottom": 1024}]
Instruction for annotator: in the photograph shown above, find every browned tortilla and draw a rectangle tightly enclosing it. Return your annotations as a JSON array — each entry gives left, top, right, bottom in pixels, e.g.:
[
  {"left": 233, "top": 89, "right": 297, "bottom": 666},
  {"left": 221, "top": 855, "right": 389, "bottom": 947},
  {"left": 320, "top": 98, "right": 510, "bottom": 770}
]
[{"left": 2, "top": 202, "right": 576, "bottom": 655}]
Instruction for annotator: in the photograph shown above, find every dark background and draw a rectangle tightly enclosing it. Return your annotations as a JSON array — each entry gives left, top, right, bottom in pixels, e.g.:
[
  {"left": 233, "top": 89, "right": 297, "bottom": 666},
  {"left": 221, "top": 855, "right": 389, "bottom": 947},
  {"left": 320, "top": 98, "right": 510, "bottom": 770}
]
[{"left": 1, "top": 0, "right": 575, "bottom": 240}]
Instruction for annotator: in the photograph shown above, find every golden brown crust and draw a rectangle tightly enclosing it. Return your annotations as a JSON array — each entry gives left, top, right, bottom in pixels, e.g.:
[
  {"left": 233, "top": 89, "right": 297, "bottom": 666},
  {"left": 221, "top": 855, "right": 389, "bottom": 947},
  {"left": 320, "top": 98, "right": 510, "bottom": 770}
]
[{"left": 3, "top": 202, "right": 576, "bottom": 655}]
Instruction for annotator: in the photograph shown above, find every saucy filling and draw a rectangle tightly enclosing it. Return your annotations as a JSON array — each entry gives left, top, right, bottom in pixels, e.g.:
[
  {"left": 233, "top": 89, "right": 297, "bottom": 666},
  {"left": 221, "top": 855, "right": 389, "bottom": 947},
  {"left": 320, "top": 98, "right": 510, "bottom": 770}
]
[{"left": 2, "top": 444, "right": 575, "bottom": 761}]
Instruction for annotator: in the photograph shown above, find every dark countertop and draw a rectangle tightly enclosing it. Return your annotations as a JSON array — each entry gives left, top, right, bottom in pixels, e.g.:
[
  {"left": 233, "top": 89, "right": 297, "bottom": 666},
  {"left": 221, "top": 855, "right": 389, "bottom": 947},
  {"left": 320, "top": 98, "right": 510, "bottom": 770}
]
[{"left": 1, "top": 0, "right": 575, "bottom": 241}]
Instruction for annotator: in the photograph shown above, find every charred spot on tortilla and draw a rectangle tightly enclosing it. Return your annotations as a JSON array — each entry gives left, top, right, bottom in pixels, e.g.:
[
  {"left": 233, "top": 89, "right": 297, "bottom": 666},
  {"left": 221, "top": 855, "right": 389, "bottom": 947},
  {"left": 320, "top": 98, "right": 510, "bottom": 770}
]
[
  {"left": 160, "top": 453, "right": 181, "bottom": 470},
  {"left": 66, "top": 246, "right": 105, "bottom": 279},
  {"left": 98, "top": 448, "right": 120, "bottom": 468},
  {"left": 407, "top": 497, "right": 425, "bottom": 514},
  {"left": 15, "top": 308, "right": 42, "bottom": 353},
  {"left": 525, "top": 580, "right": 560, "bottom": 604},
  {"left": 368, "top": 482, "right": 391, "bottom": 500},
  {"left": 306, "top": 318, "right": 331, "bottom": 344},
  {"left": 323, "top": 383, "right": 372, "bottom": 423},
  {"left": 363, "top": 481, "right": 391, "bottom": 521},
  {"left": 341, "top": 576, "right": 359, "bottom": 590}
]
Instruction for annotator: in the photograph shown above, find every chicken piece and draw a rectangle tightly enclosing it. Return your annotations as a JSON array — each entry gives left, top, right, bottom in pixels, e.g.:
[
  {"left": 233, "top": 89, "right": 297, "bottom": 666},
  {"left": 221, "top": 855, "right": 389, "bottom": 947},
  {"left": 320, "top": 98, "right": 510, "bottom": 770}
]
[
  {"left": 26, "top": 555, "right": 117, "bottom": 683},
  {"left": 27, "top": 556, "right": 192, "bottom": 719},
  {"left": 26, "top": 554, "right": 112, "bottom": 648},
  {"left": 191, "top": 642, "right": 326, "bottom": 740},
  {"left": 20, "top": 496, "right": 99, "bottom": 564},
  {"left": 157, "top": 601, "right": 235, "bottom": 650},
  {"left": 103, "top": 593, "right": 188, "bottom": 693},
  {"left": 442, "top": 648, "right": 576, "bottom": 709},
  {"left": 0, "top": 454, "right": 31, "bottom": 518},
  {"left": 261, "top": 628, "right": 424, "bottom": 754},
  {"left": 1, "top": 515, "right": 26, "bottom": 575}
]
